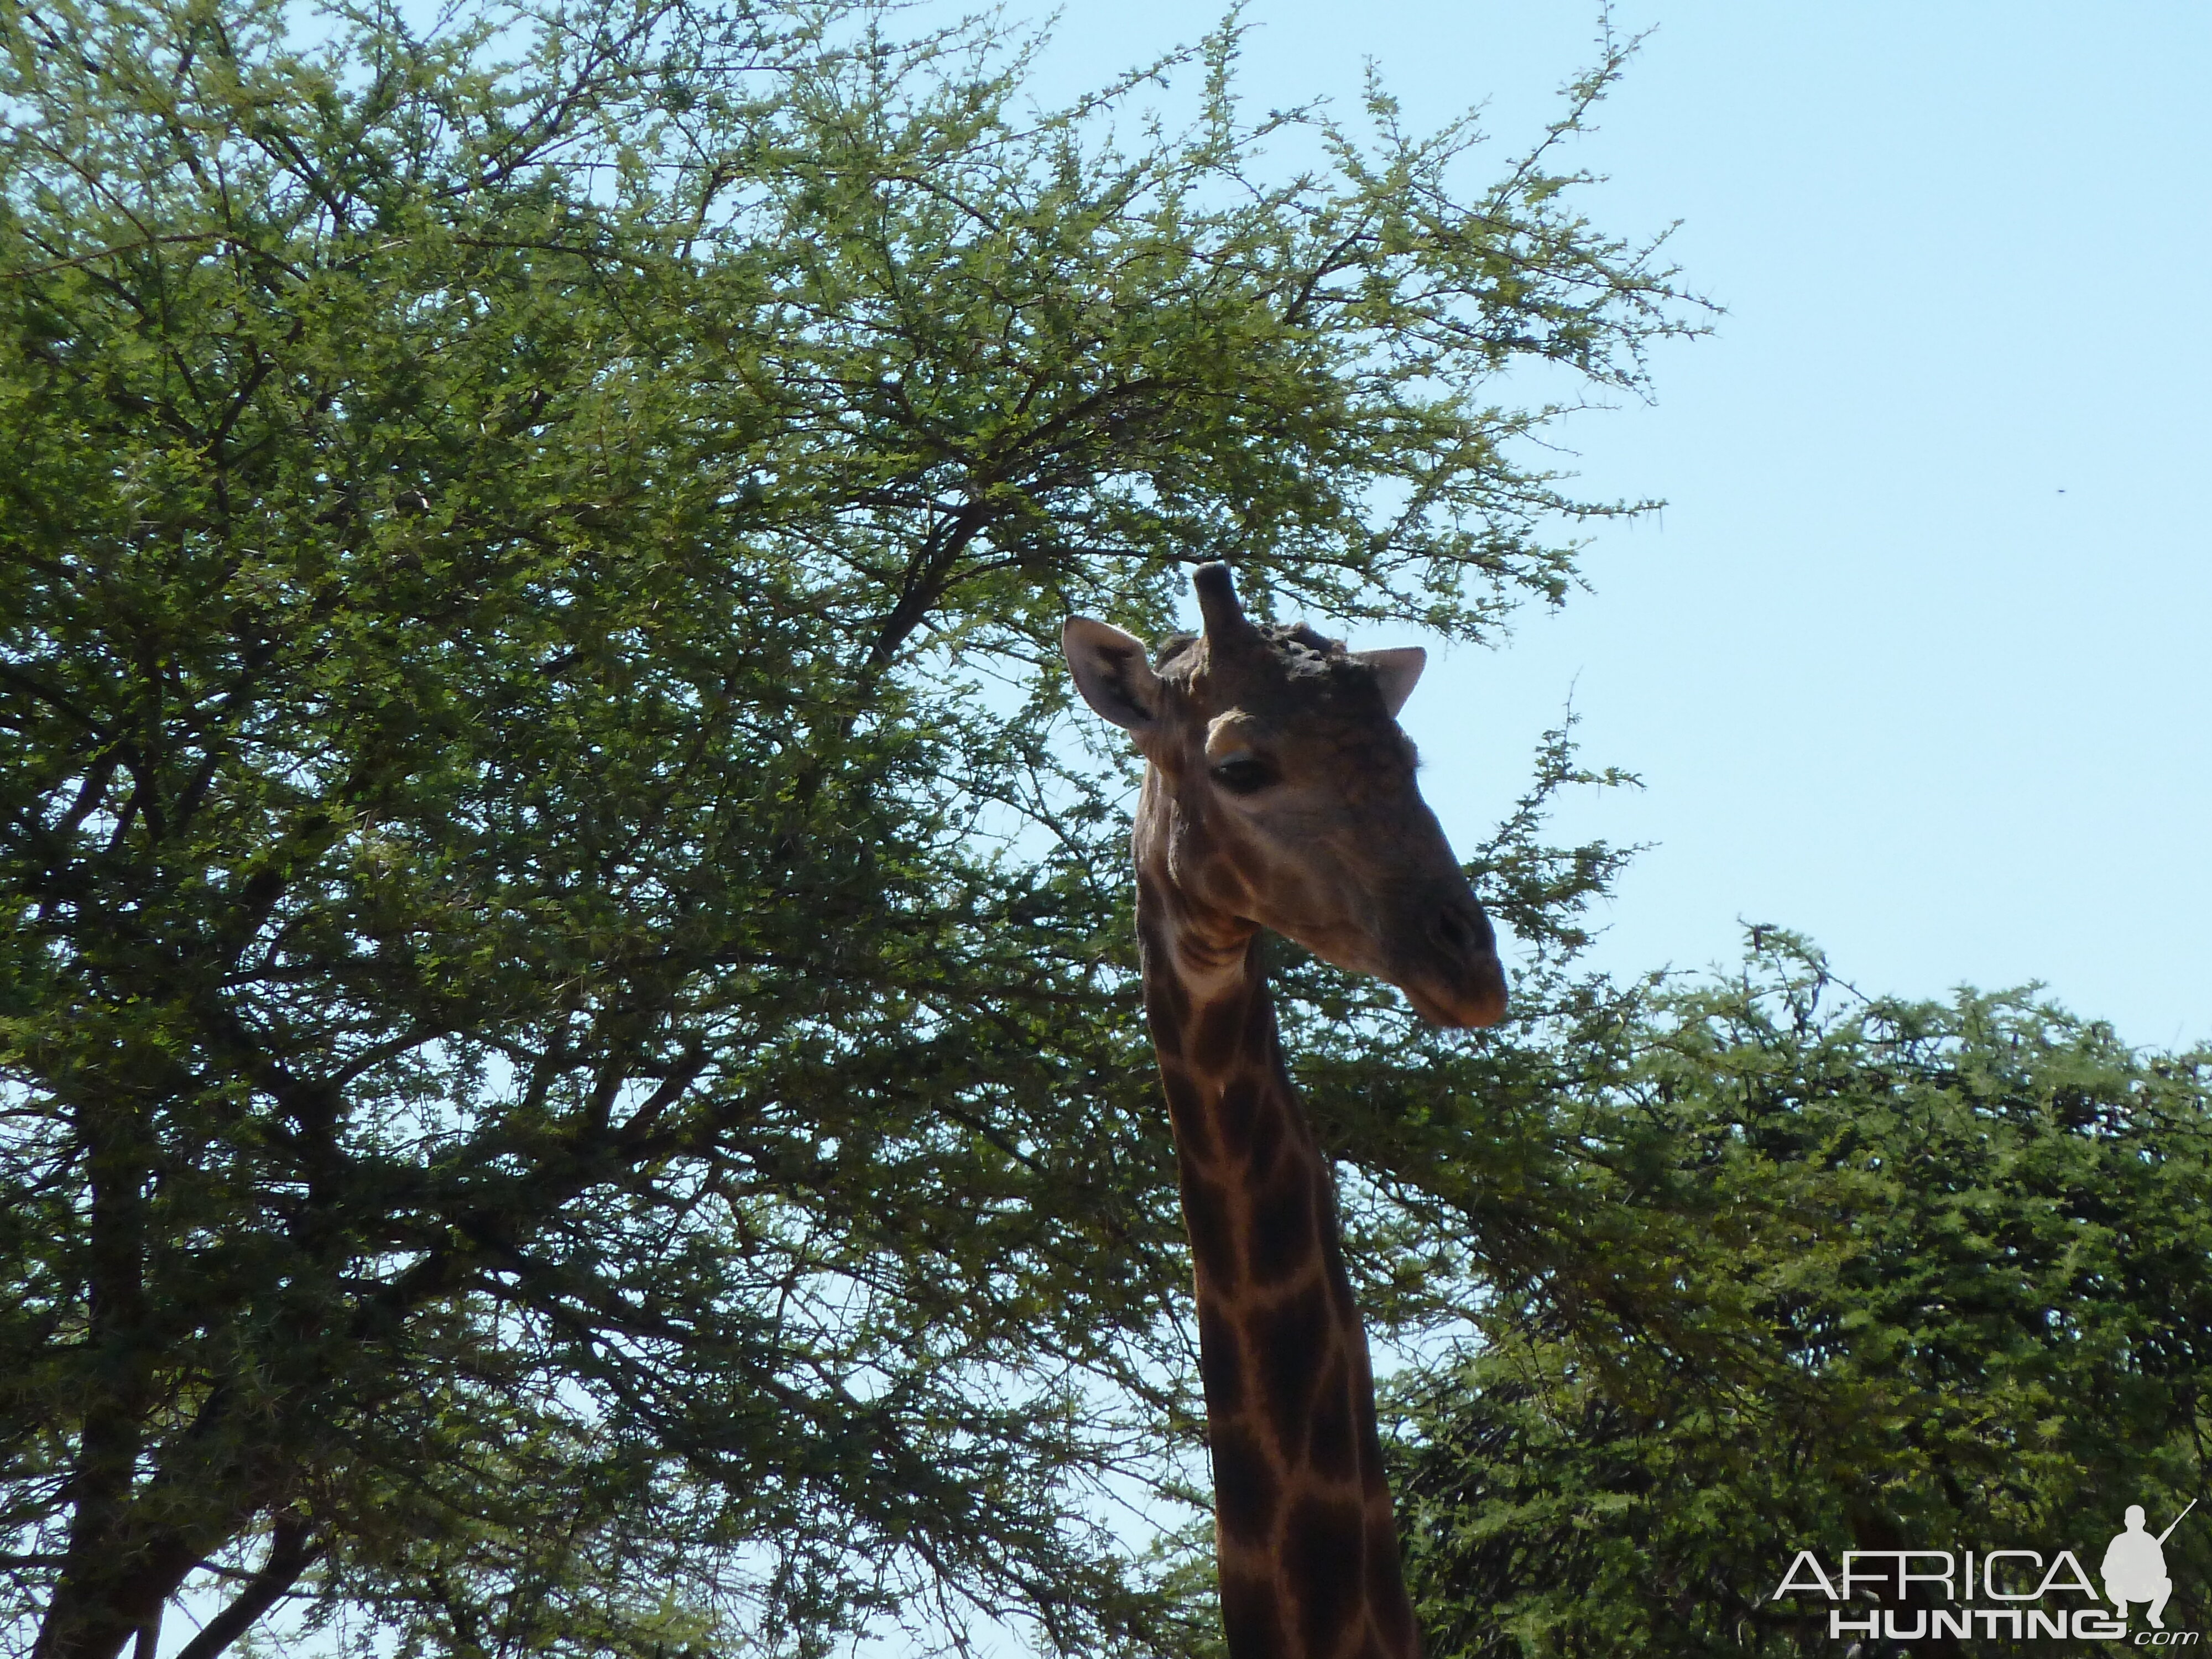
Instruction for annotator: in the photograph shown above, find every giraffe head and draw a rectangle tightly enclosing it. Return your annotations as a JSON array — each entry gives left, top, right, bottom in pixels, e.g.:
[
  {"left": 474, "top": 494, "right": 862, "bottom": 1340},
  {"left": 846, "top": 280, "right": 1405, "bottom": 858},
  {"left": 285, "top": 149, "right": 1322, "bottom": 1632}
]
[{"left": 1065, "top": 564, "right": 1507, "bottom": 1028}]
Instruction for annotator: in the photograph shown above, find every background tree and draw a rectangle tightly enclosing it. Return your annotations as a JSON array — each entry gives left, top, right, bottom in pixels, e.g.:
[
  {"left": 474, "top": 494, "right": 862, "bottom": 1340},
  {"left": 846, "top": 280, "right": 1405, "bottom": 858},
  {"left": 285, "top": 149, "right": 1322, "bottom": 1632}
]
[
  {"left": 0, "top": 1, "right": 1693, "bottom": 1655},
  {"left": 1385, "top": 935, "right": 2212, "bottom": 1657}
]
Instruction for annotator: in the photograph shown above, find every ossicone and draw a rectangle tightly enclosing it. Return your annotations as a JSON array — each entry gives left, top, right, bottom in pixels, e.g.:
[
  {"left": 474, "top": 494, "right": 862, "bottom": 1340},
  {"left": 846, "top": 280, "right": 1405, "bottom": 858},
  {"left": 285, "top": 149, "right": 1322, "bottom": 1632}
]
[{"left": 1192, "top": 563, "right": 1257, "bottom": 648}]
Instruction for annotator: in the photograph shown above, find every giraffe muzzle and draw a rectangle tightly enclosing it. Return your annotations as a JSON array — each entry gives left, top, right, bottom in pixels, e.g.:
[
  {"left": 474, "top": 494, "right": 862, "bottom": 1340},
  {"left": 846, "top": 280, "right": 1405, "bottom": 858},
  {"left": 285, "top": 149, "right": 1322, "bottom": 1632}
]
[{"left": 1402, "top": 902, "right": 1508, "bottom": 1028}]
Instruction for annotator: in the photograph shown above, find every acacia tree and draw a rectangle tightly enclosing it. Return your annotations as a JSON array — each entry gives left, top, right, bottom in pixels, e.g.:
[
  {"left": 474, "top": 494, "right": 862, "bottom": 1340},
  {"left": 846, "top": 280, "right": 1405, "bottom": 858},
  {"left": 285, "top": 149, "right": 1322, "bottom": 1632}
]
[
  {"left": 1385, "top": 938, "right": 2212, "bottom": 1657},
  {"left": 0, "top": 1, "right": 1697, "bottom": 1654}
]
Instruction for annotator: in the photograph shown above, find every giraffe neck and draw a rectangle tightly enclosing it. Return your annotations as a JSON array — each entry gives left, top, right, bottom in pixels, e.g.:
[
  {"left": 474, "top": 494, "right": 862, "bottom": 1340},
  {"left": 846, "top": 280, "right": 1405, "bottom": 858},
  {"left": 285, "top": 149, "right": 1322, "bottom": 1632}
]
[{"left": 1135, "top": 864, "right": 1421, "bottom": 1659}]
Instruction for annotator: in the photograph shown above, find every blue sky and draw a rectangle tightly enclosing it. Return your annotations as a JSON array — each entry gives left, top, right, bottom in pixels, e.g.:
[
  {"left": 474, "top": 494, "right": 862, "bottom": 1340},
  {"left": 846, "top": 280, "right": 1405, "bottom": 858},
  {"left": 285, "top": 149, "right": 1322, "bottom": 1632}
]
[{"left": 1030, "top": 2, "right": 2212, "bottom": 1050}]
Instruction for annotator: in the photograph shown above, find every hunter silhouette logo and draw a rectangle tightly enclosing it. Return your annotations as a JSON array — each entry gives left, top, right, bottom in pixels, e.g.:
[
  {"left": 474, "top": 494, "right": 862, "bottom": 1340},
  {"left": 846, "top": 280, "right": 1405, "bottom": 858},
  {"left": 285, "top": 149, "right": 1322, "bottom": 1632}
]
[
  {"left": 1771, "top": 1500, "right": 2200, "bottom": 1644},
  {"left": 2106, "top": 1501, "right": 2194, "bottom": 1630}
]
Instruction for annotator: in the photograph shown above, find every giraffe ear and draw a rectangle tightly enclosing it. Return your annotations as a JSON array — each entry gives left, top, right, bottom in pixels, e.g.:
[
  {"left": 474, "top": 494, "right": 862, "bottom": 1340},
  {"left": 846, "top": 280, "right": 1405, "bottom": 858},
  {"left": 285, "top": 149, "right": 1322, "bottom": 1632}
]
[
  {"left": 1062, "top": 617, "right": 1163, "bottom": 732},
  {"left": 1353, "top": 646, "right": 1426, "bottom": 717}
]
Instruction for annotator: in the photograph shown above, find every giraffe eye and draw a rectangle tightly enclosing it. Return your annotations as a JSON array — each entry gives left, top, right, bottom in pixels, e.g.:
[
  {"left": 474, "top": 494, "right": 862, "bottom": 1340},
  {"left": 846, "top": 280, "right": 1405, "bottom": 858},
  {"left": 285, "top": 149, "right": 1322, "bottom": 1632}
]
[{"left": 1209, "top": 755, "right": 1275, "bottom": 795}]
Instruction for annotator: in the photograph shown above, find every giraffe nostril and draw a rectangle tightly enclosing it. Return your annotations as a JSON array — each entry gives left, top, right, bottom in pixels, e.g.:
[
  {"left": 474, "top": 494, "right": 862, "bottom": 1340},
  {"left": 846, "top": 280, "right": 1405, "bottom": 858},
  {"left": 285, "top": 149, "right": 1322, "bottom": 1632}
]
[{"left": 1429, "top": 904, "right": 1498, "bottom": 964}]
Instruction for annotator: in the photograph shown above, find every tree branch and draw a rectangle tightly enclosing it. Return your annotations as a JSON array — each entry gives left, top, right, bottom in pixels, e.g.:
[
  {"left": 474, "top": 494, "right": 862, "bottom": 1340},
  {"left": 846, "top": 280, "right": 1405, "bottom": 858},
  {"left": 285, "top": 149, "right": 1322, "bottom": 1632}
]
[{"left": 171, "top": 1517, "right": 322, "bottom": 1659}]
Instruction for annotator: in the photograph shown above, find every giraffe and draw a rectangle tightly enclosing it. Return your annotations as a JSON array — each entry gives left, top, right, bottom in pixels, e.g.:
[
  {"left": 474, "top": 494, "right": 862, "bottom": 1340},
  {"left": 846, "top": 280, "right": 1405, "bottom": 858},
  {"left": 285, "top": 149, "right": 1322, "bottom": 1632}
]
[{"left": 1062, "top": 563, "right": 1506, "bottom": 1659}]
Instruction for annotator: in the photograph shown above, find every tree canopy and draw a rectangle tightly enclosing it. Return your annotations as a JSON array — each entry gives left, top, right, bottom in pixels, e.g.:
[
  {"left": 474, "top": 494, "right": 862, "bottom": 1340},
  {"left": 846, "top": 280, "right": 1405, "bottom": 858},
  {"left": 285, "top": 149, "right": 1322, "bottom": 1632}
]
[
  {"left": 1389, "top": 940, "right": 2212, "bottom": 1656},
  {"left": 0, "top": 1, "right": 1694, "bottom": 1654}
]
